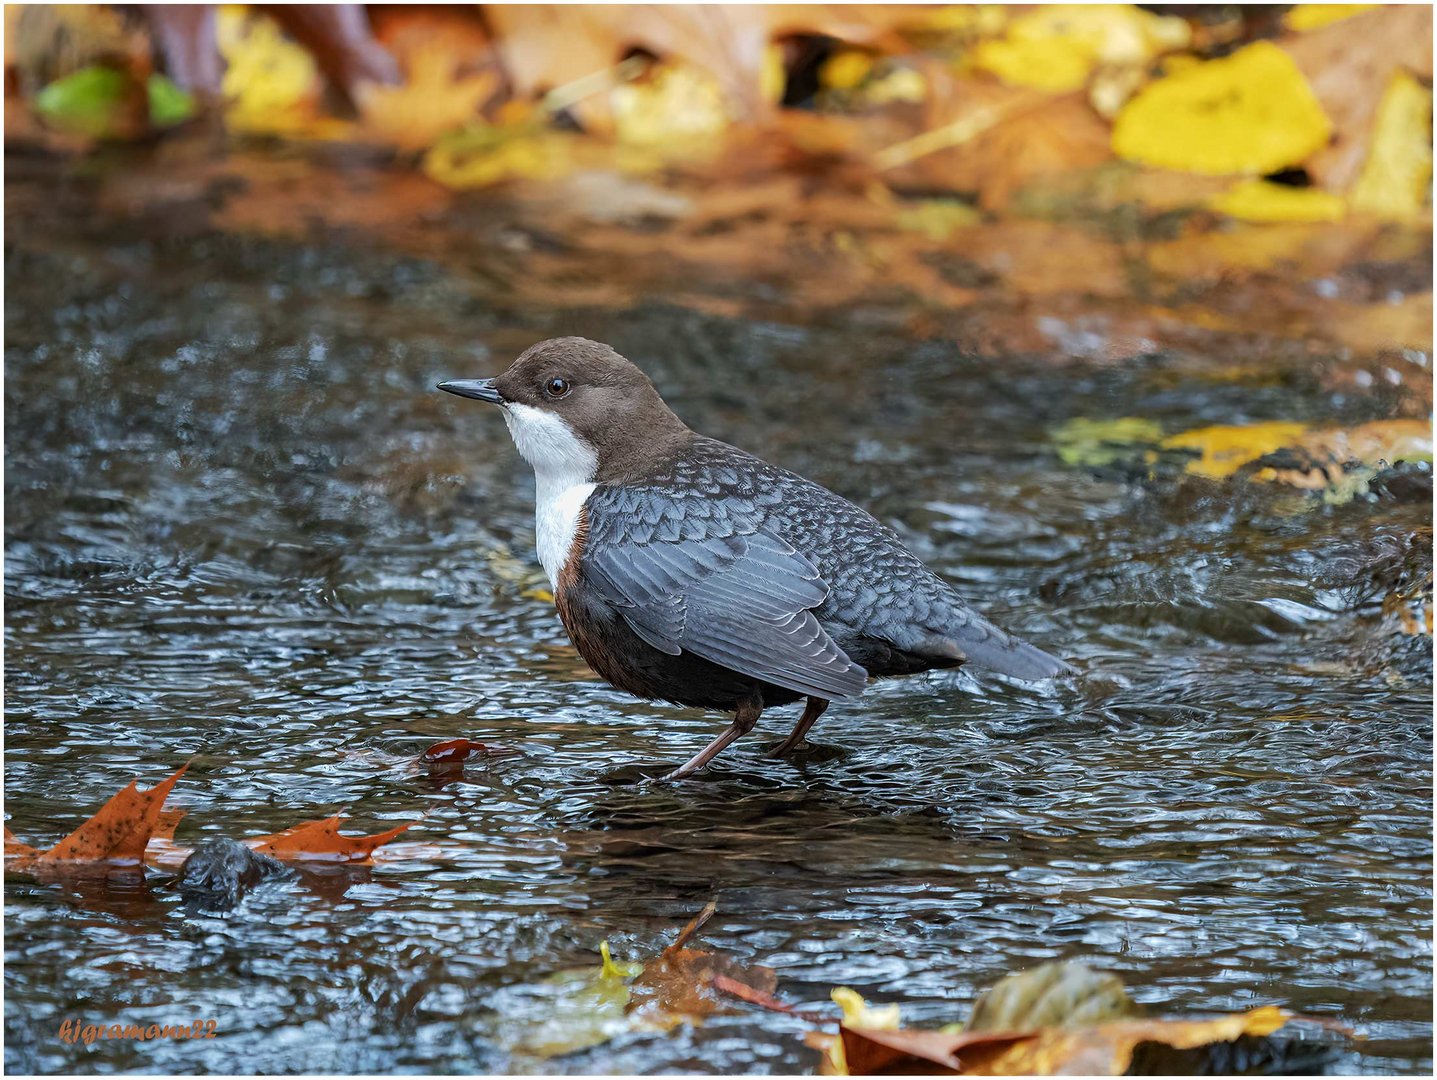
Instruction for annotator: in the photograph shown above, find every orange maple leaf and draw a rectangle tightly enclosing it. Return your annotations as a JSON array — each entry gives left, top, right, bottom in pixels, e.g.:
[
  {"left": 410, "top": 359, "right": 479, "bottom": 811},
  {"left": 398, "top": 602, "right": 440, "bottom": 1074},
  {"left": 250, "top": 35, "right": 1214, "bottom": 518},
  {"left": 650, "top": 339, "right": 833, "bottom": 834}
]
[{"left": 244, "top": 815, "right": 414, "bottom": 863}]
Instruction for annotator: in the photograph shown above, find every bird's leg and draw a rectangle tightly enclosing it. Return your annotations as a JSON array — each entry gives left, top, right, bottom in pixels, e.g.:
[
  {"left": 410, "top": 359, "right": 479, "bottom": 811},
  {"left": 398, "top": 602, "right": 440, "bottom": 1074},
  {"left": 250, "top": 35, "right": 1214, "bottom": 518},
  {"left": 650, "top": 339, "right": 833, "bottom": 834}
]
[
  {"left": 661, "top": 697, "right": 762, "bottom": 781},
  {"left": 768, "top": 696, "right": 829, "bottom": 756}
]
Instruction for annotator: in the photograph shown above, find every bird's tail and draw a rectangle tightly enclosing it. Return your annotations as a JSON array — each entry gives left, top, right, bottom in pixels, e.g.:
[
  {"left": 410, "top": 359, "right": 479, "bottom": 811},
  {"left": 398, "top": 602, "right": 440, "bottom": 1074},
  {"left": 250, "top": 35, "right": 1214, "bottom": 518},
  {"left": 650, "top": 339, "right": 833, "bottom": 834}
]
[
  {"left": 959, "top": 625, "right": 1072, "bottom": 681},
  {"left": 924, "top": 609, "right": 1072, "bottom": 681}
]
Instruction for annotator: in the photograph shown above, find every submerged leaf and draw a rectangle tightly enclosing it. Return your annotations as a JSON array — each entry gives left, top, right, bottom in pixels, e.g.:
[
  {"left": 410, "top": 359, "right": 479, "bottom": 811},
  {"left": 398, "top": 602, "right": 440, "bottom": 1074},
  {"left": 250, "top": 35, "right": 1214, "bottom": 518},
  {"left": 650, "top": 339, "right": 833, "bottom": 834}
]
[
  {"left": 514, "top": 942, "right": 641, "bottom": 1058},
  {"left": 1051, "top": 416, "right": 1164, "bottom": 468},
  {"left": 1161, "top": 421, "right": 1310, "bottom": 479},
  {"left": 965, "top": 962, "right": 1139, "bottom": 1032}
]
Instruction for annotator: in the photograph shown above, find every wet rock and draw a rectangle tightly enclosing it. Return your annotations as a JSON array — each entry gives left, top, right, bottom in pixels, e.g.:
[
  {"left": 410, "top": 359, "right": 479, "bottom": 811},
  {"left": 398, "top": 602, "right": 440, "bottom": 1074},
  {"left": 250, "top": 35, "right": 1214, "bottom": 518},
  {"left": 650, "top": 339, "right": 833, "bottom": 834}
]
[{"left": 177, "top": 838, "right": 294, "bottom": 912}]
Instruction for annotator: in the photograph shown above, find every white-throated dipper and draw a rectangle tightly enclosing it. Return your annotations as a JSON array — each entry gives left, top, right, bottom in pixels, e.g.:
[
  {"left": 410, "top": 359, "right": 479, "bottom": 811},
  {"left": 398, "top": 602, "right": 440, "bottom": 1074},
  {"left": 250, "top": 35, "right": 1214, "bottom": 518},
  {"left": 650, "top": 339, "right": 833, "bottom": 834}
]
[{"left": 439, "top": 337, "right": 1069, "bottom": 780}]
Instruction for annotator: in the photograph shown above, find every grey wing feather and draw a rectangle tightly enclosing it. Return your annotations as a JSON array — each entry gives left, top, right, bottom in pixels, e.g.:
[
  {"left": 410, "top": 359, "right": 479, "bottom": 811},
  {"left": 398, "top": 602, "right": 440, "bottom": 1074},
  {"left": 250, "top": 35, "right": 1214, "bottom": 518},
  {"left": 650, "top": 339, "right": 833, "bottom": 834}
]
[{"left": 584, "top": 527, "right": 868, "bottom": 699}]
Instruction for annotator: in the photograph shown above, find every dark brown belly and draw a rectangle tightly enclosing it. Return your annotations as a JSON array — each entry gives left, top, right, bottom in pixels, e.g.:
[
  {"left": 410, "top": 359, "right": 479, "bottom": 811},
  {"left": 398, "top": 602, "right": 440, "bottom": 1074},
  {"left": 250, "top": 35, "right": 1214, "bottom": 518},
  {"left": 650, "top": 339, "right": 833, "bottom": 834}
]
[{"left": 554, "top": 572, "right": 803, "bottom": 711}]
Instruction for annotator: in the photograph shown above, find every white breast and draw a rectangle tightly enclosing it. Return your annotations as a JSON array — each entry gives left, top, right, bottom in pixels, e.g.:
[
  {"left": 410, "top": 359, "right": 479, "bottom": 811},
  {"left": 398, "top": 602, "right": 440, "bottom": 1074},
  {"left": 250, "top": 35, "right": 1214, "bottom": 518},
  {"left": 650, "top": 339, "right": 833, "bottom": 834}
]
[
  {"left": 534, "top": 476, "right": 596, "bottom": 587},
  {"left": 502, "top": 403, "right": 598, "bottom": 589}
]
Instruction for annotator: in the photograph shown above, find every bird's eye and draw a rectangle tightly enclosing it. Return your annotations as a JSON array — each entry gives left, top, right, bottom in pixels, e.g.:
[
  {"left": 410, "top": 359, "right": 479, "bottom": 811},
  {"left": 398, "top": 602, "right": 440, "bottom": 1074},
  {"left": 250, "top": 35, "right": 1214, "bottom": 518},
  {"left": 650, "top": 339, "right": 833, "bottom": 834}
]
[{"left": 545, "top": 377, "right": 571, "bottom": 399}]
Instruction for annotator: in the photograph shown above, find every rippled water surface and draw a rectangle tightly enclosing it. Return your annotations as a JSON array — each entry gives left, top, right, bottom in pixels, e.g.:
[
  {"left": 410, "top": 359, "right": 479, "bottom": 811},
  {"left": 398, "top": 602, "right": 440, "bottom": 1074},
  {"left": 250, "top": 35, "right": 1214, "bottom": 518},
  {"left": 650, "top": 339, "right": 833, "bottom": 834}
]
[{"left": 5, "top": 148, "right": 1432, "bottom": 1074}]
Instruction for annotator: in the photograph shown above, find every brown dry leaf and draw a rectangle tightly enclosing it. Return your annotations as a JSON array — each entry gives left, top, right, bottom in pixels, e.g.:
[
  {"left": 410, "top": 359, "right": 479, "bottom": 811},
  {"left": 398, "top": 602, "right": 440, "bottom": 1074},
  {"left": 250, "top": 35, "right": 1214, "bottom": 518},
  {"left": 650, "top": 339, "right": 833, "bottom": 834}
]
[
  {"left": 245, "top": 815, "right": 414, "bottom": 864},
  {"left": 1283, "top": 5, "right": 1434, "bottom": 192},
  {"left": 894, "top": 75, "right": 1111, "bottom": 209},
  {"left": 713, "top": 973, "right": 831, "bottom": 1023},
  {"left": 35, "top": 764, "right": 189, "bottom": 865},
  {"left": 840, "top": 1025, "right": 1028, "bottom": 1074},
  {"left": 840, "top": 1006, "right": 1289, "bottom": 1075},
  {"left": 356, "top": 21, "right": 499, "bottom": 153},
  {"left": 985, "top": 1007, "right": 1291, "bottom": 1075},
  {"left": 485, "top": 5, "right": 771, "bottom": 119},
  {"left": 1257, "top": 419, "right": 1433, "bottom": 490},
  {"left": 625, "top": 902, "right": 778, "bottom": 1025},
  {"left": 763, "top": 5, "right": 932, "bottom": 50}
]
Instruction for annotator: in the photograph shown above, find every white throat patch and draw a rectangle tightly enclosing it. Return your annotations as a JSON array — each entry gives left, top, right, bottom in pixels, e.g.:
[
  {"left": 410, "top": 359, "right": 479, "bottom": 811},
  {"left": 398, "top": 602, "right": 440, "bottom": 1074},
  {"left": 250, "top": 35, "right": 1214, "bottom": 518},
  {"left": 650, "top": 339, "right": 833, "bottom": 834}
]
[{"left": 502, "top": 403, "right": 597, "bottom": 589}]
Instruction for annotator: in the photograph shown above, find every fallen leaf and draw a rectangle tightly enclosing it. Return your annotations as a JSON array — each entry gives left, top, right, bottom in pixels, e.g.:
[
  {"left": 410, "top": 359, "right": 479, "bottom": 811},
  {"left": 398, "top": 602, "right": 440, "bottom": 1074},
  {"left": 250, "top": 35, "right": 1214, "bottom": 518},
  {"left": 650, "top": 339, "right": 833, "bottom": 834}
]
[
  {"left": 972, "top": 5, "right": 1190, "bottom": 93},
  {"left": 1161, "top": 421, "right": 1311, "bottom": 479},
  {"left": 1283, "top": 5, "right": 1433, "bottom": 192},
  {"left": 965, "top": 962, "right": 1139, "bottom": 1033},
  {"left": 217, "top": 6, "right": 328, "bottom": 137},
  {"left": 356, "top": 43, "right": 498, "bottom": 152},
  {"left": 423, "top": 122, "right": 575, "bottom": 190},
  {"left": 486, "top": 5, "right": 772, "bottom": 120},
  {"left": 1348, "top": 72, "right": 1433, "bottom": 220},
  {"left": 840, "top": 1024, "right": 1029, "bottom": 1074},
  {"left": 1051, "top": 417, "right": 1164, "bottom": 468},
  {"left": 625, "top": 901, "right": 778, "bottom": 1025},
  {"left": 1255, "top": 418, "right": 1433, "bottom": 498},
  {"left": 38, "top": 764, "right": 189, "bottom": 865},
  {"left": 4, "top": 827, "right": 39, "bottom": 860},
  {"left": 143, "top": 807, "right": 192, "bottom": 869},
  {"left": 418, "top": 737, "right": 520, "bottom": 771},
  {"left": 1113, "top": 41, "right": 1332, "bottom": 175},
  {"left": 1284, "top": 5, "right": 1379, "bottom": 33},
  {"left": 514, "top": 941, "right": 643, "bottom": 1058},
  {"left": 972, "top": 1007, "right": 1292, "bottom": 1075},
  {"left": 713, "top": 973, "right": 831, "bottom": 1023},
  {"left": 33, "top": 65, "right": 150, "bottom": 140},
  {"left": 245, "top": 814, "right": 414, "bottom": 864},
  {"left": 899, "top": 76, "right": 1113, "bottom": 210},
  {"left": 1209, "top": 179, "right": 1346, "bottom": 224},
  {"left": 811, "top": 987, "right": 904, "bottom": 1073}
]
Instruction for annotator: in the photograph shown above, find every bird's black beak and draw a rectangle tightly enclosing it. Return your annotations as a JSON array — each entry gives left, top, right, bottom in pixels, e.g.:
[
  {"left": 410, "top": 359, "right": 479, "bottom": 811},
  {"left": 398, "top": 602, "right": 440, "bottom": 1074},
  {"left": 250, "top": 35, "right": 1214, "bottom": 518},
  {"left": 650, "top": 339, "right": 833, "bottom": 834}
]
[{"left": 437, "top": 378, "right": 505, "bottom": 405}]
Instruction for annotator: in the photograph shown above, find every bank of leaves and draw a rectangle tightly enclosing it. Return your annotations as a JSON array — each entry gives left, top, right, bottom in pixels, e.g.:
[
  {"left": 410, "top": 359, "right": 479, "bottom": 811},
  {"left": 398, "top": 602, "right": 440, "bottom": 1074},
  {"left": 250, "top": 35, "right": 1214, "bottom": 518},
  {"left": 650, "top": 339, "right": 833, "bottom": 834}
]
[{"left": 7, "top": 4, "right": 1431, "bottom": 221}]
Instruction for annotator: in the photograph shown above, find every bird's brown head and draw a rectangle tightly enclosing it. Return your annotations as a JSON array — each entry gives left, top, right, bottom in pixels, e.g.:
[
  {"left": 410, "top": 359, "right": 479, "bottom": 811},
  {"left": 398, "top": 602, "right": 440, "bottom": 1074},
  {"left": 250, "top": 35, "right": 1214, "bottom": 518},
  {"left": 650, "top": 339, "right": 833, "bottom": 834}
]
[{"left": 438, "top": 337, "right": 692, "bottom": 484}]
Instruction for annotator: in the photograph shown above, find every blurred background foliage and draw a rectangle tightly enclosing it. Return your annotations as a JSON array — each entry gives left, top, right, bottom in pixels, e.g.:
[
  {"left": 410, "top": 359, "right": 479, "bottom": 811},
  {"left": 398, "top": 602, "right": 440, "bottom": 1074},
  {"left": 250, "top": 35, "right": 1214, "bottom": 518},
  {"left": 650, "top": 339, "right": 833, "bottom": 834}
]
[{"left": 4, "top": 3, "right": 1432, "bottom": 221}]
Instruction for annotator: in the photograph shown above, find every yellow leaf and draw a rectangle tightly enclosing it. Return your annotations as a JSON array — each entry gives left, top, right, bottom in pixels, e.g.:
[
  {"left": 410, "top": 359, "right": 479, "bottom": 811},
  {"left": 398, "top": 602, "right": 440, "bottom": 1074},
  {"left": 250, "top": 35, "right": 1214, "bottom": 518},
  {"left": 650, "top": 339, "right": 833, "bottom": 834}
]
[
  {"left": 973, "top": 36, "right": 1094, "bottom": 92},
  {"left": 973, "top": 5, "right": 1190, "bottom": 92},
  {"left": 821, "top": 49, "right": 875, "bottom": 91},
  {"left": 819, "top": 988, "right": 902, "bottom": 1076},
  {"left": 979, "top": 1006, "right": 1291, "bottom": 1074},
  {"left": 1349, "top": 72, "right": 1433, "bottom": 220},
  {"left": 1161, "top": 421, "right": 1309, "bottom": 479},
  {"left": 1113, "top": 41, "right": 1332, "bottom": 175},
  {"left": 1051, "top": 416, "right": 1164, "bottom": 468},
  {"left": 1284, "top": 4, "right": 1378, "bottom": 32},
  {"left": 611, "top": 64, "right": 731, "bottom": 147},
  {"left": 423, "top": 125, "right": 573, "bottom": 190},
  {"left": 216, "top": 5, "right": 320, "bottom": 135},
  {"left": 832, "top": 987, "right": 901, "bottom": 1030},
  {"left": 761, "top": 42, "right": 787, "bottom": 105},
  {"left": 1210, "top": 179, "right": 1346, "bottom": 223}
]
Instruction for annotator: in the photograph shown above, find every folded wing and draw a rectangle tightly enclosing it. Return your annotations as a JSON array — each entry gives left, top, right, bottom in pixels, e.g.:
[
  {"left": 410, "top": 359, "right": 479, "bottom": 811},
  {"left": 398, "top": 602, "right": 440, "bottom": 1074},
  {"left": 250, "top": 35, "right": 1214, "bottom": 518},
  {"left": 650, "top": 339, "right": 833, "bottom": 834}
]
[{"left": 583, "top": 524, "right": 867, "bottom": 700}]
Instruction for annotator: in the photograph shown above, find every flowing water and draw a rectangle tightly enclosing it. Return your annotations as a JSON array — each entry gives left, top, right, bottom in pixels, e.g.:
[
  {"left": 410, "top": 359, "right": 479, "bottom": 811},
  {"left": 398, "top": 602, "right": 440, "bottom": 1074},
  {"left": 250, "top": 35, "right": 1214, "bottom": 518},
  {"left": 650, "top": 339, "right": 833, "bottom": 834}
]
[{"left": 4, "top": 146, "right": 1432, "bottom": 1074}]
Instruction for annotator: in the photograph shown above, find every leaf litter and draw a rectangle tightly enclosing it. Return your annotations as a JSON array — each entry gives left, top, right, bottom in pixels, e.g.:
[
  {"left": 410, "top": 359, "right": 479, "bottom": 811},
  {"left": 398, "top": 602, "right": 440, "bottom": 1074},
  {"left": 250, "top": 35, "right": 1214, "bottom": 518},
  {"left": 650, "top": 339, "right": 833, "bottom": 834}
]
[{"left": 4, "top": 764, "right": 419, "bottom": 875}]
